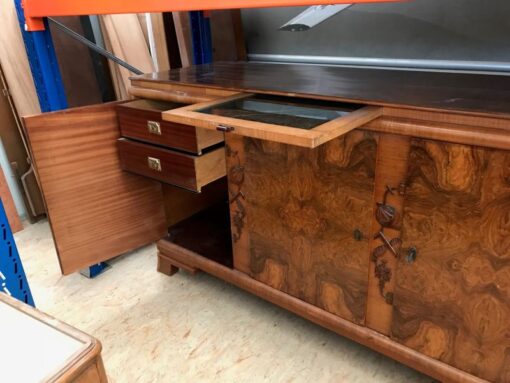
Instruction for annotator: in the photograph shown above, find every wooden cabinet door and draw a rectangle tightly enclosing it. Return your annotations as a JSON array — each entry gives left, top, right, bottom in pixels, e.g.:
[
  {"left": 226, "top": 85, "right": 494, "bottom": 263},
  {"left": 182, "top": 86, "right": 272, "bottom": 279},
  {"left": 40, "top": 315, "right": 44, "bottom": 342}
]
[
  {"left": 24, "top": 103, "right": 166, "bottom": 275},
  {"left": 391, "top": 139, "right": 510, "bottom": 382},
  {"left": 225, "top": 130, "right": 377, "bottom": 324}
]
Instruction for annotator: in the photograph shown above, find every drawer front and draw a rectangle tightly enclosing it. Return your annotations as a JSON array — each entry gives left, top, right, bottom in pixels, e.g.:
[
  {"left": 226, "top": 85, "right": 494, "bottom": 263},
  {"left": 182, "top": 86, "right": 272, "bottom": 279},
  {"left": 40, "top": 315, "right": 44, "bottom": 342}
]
[
  {"left": 118, "top": 139, "right": 226, "bottom": 192},
  {"left": 117, "top": 101, "right": 223, "bottom": 154}
]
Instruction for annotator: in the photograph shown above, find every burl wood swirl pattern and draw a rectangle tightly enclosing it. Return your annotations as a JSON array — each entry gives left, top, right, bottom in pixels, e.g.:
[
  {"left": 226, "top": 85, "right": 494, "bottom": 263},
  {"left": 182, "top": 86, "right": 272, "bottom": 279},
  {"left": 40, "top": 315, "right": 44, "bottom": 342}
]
[
  {"left": 391, "top": 139, "right": 510, "bottom": 382},
  {"left": 226, "top": 131, "right": 377, "bottom": 324}
]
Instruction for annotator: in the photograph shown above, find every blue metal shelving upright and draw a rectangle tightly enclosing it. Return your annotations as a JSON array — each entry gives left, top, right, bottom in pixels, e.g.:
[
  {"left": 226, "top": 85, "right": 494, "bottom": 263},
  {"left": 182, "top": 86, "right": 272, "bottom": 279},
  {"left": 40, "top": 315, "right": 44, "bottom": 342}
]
[{"left": 0, "top": 201, "right": 34, "bottom": 306}]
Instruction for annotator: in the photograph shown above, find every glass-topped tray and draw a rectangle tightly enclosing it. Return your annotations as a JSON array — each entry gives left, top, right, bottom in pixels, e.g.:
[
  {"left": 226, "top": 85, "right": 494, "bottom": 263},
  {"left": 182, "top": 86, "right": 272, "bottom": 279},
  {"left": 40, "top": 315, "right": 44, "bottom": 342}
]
[{"left": 163, "top": 93, "right": 381, "bottom": 148}]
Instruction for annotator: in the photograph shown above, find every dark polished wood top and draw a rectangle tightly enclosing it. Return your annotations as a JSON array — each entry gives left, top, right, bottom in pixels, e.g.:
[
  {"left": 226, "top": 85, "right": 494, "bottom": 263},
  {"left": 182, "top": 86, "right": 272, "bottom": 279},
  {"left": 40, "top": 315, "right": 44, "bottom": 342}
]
[{"left": 133, "top": 62, "right": 510, "bottom": 116}]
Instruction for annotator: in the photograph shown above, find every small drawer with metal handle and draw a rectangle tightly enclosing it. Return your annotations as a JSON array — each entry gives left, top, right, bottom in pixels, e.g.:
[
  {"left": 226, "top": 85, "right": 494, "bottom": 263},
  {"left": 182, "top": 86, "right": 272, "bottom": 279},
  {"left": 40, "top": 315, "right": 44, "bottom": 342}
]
[
  {"left": 117, "top": 138, "right": 226, "bottom": 192},
  {"left": 117, "top": 99, "right": 223, "bottom": 154}
]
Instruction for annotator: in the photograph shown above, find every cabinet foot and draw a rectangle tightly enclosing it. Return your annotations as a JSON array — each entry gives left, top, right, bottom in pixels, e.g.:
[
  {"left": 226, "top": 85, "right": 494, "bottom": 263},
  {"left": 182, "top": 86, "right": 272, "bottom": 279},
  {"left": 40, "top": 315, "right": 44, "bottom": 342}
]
[{"left": 157, "top": 252, "right": 199, "bottom": 276}]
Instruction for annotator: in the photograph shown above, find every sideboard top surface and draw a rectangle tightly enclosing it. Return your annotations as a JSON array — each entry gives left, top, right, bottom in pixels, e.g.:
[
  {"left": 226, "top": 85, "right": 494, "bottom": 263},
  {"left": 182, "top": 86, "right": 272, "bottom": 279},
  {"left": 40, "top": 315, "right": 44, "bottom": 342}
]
[{"left": 133, "top": 62, "right": 510, "bottom": 117}]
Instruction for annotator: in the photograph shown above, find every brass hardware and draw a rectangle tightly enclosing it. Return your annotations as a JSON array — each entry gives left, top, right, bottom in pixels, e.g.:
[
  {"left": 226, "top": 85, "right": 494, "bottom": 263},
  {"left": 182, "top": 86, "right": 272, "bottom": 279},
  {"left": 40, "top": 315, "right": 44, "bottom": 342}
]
[
  {"left": 147, "top": 156, "right": 162, "bottom": 172},
  {"left": 376, "top": 203, "right": 396, "bottom": 227},
  {"left": 374, "top": 260, "right": 392, "bottom": 302},
  {"left": 217, "top": 124, "right": 235, "bottom": 132},
  {"left": 353, "top": 229, "right": 363, "bottom": 241},
  {"left": 371, "top": 183, "right": 407, "bottom": 306},
  {"left": 398, "top": 182, "right": 407, "bottom": 196},
  {"left": 406, "top": 247, "right": 417, "bottom": 264},
  {"left": 147, "top": 120, "right": 162, "bottom": 135},
  {"left": 374, "top": 231, "right": 401, "bottom": 256}
]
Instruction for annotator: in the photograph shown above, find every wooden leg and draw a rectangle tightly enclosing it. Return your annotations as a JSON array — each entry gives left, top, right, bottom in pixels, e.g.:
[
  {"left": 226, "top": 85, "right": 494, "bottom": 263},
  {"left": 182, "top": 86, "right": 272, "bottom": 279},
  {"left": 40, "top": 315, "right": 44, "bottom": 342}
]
[
  {"left": 157, "top": 252, "right": 200, "bottom": 276},
  {"left": 157, "top": 253, "right": 179, "bottom": 276}
]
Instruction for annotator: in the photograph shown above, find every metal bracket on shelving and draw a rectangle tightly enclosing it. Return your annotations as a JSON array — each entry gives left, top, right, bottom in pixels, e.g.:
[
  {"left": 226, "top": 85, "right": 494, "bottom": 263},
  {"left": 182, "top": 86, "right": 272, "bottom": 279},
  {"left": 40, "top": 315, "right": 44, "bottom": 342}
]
[{"left": 79, "top": 262, "right": 111, "bottom": 279}]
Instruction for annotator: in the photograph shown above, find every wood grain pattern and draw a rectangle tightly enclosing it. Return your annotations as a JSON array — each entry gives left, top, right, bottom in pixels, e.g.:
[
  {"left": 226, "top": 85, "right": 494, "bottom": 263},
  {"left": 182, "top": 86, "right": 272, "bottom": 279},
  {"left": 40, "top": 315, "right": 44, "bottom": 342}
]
[
  {"left": 24, "top": 103, "right": 166, "bottom": 275},
  {"left": 157, "top": 240, "right": 487, "bottom": 383},
  {"left": 130, "top": 79, "right": 238, "bottom": 99},
  {"left": 117, "top": 138, "right": 226, "bottom": 192},
  {"left": 227, "top": 131, "right": 377, "bottom": 324},
  {"left": 133, "top": 61, "right": 510, "bottom": 116},
  {"left": 391, "top": 139, "right": 510, "bottom": 382},
  {"left": 366, "top": 117, "right": 510, "bottom": 151},
  {"left": 117, "top": 99, "right": 223, "bottom": 154}
]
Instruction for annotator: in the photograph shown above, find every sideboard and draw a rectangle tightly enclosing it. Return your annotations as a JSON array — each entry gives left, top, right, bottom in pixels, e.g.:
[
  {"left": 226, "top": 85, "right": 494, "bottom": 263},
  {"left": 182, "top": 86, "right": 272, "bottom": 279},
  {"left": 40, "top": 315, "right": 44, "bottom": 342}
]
[{"left": 23, "top": 62, "right": 510, "bottom": 382}]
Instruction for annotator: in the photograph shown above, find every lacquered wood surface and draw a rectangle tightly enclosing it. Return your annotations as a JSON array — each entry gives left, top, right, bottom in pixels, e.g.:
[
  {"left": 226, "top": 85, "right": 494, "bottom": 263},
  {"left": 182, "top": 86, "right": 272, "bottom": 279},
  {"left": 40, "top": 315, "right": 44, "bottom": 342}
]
[
  {"left": 117, "top": 138, "right": 226, "bottom": 192},
  {"left": 133, "top": 62, "right": 510, "bottom": 116},
  {"left": 391, "top": 139, "right": 510, "bottom": 382},
  {"left": 24, "top": 103, "right": 166, "bottom": 274},
  {"left": 226, "top": 132, "right": 377, "bottom": 324},
  {"left": 117, "top": 99, "right": 223, "bottom": 154}
]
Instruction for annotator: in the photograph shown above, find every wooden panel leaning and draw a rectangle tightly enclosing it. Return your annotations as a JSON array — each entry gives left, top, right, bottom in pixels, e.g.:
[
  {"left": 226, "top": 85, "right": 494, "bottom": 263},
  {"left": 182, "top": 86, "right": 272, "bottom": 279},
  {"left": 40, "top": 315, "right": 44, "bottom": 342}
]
[
  {"left": 225, "top": 131, "right": 377, "bottom": 325},
  {"left": 391, "top": 139, "right": 510, "bottom": 382},
  {"left": 24, "top": 103, "right": 167, "bottom": 274}
]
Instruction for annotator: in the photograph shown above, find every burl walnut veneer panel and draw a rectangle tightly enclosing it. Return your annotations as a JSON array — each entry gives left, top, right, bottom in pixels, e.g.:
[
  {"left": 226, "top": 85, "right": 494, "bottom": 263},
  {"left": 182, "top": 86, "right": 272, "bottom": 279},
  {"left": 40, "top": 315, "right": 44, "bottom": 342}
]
[
  {"left": 24, "top": 103, "right": 166, "bottom": 275},
  {"left": 226, "top": 131, "right": 377, "bottom": 324},
  {"left": 391, "top": 139, "right": 510, "bottom": 382}
]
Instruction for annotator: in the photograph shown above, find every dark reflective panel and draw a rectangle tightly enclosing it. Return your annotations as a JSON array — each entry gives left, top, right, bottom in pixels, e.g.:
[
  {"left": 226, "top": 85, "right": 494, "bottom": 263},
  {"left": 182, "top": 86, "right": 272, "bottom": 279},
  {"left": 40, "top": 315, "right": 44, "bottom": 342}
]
[{"left": 199, "top": 94, "right": 361, "bottom": 130}]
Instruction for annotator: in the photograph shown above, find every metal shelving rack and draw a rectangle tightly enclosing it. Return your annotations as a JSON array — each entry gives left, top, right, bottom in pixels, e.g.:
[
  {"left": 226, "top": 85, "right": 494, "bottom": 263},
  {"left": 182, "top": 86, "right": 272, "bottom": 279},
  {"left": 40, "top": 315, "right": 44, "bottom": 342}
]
[{"left": 0, "top": 201, "right": 34, "bottom": 306}]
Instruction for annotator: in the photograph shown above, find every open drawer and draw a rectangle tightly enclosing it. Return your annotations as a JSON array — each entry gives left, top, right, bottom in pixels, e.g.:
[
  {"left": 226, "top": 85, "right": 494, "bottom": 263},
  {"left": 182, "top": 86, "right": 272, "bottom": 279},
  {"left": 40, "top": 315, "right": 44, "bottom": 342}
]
[{"left": 162, "top": 93, "right": 382, "bottom": 148}]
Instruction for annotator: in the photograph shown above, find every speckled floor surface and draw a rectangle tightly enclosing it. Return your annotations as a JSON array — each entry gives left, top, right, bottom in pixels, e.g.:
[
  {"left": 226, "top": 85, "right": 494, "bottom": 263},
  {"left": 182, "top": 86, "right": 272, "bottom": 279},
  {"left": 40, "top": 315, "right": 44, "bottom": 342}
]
[{"left": 14, "top": 220, "right": 432, "bottom": 383}]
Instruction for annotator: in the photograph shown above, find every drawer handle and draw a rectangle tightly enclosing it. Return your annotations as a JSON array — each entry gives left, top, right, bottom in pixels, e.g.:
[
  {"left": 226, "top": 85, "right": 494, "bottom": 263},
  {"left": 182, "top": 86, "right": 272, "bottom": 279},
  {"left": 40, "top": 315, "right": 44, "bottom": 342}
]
[
  {"left": 147, "top": 120, "right": 162, "bottom": 135},
  {"left": 147, "top": 156, "right": 162, "bottom": 172}
]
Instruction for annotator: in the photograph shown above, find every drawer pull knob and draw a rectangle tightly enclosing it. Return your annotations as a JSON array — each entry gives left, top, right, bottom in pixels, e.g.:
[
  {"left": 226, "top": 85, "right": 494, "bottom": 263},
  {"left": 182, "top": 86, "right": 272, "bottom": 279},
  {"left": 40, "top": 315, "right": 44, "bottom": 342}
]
[
  {"left": 147, "top": 156, "right": 162, "bottom": 172},
  {"left": 147, "top": 120, "right": 162, "bottom": 135},
  {"left": 217, "top": 124, "right": 235, "bottom": 132},
  {"left": 353, "top": 229, "right": 363, "bottom": 241}
]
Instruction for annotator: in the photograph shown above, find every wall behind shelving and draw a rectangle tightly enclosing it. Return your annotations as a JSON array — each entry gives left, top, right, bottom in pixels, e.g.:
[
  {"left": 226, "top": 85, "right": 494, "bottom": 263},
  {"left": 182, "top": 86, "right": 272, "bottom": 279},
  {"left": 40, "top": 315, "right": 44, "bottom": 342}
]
[{"left": 242, "top": 0, "right": 510, "bottom": 63}]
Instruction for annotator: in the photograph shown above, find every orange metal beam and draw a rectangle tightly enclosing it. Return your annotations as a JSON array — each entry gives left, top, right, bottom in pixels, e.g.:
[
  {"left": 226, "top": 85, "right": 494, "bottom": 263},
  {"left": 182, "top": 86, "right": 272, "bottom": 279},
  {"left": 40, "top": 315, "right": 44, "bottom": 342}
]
[{"left": 22, "top": 0, "right": 403, "bottom": 31}]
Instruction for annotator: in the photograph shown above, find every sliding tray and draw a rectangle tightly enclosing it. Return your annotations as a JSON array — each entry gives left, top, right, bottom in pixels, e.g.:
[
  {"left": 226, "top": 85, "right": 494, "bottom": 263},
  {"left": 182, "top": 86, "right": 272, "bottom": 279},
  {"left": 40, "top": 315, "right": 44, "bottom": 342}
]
[{"left": 162, "top": 93, "right": 382, "bottom": 148}]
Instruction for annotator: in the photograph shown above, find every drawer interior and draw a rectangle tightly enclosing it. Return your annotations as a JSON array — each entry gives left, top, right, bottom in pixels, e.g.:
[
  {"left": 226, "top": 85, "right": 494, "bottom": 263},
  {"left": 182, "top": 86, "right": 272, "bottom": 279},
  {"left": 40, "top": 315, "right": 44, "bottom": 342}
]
[{"left": 120, "top": 99, "right": 187, "bottom": 112}]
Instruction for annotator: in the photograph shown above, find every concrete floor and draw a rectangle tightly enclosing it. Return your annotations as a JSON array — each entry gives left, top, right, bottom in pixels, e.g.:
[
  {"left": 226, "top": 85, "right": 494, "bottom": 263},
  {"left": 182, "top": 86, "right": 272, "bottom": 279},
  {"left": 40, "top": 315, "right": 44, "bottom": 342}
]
[{"left": 14, "top": 220, "right": 432, "bottom": 383}]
